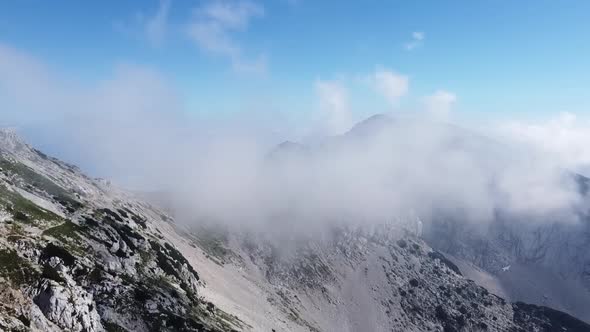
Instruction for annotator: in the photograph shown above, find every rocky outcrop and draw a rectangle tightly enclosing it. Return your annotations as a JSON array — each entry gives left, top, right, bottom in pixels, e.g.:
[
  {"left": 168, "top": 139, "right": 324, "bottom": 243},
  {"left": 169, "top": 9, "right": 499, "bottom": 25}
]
[{"left": 33, "top": 279, "right": 103, "bottom": 332}]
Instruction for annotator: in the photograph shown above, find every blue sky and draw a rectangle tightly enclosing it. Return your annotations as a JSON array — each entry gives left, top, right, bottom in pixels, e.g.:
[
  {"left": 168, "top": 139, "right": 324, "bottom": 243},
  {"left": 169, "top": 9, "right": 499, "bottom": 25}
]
[
  {"left": 1, "top": 0, "right": 590, "bottom": 183},
  {"left": 2, "top": 0, "right": 590, "bottom": 126}
]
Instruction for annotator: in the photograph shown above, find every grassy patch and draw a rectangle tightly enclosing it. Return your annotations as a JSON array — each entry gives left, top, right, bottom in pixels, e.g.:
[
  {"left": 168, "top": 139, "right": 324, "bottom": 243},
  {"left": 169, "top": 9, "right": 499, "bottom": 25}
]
[
  {"left": 0, "top": 157, "right": 82, "bottom": 212},
  {"left": 0, "top": 185, "right": 62, "bottom": 225},
  {"left": 276, "top": 290, "right": 321, "bottom": 332},
  {"left": 192, "top": 302, "right": 247, "bottom": 332},
  {"left": 6, "top": 223, "right": 27, "bottom": 243},
  {"left": 42, "top": 220, "right": 82, "bottom": 241},
  {"left": 0, "top": 248, "right": 39, "bottom": 287},
  {"left": 103, "top": 321, "right": 128, "bottom": 332},
  {"left": 42, "top": 221, "right": 89, "bottom": 257},
  {"left": 189, "top": 227, "right": 233, "bottom": 265},
  {"left": 213, "top": 307, "right": 247, "bottom": 330}
]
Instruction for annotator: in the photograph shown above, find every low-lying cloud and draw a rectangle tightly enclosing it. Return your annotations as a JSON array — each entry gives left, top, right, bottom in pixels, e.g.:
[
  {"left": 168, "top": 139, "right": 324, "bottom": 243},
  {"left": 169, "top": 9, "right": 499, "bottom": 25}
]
[
  {"left": 498, "top": 112, "right": 590, "bottom": 176},
  {"left": 314, "top": 79, "right": 353, "bottom": 136},
  {"left": 1, "top": 42, "right": 588, "bottom": 233},
  {"left": 369, "top": 68, "right": 409, "bottom": 107},
  {"left": 423, "top": 90, "right": 457, "bottom": 120}
]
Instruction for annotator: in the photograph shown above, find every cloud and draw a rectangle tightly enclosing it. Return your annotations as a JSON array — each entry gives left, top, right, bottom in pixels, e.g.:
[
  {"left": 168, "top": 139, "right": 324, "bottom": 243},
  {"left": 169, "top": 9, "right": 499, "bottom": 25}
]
[
  {"left": 369, "top": 68, "right": 409, "bottom": 107},
  {"left": 405, "top": 31, "right": 425, "bottom": 50},
  {"left": 145, "top": 0, "right": 172, "bottom": 47},
  {"left": 187, "top": 0, "right": 266, "bottom": 74},
  {"left": 423, "top": 90, "right": 457, "bottom": 120},
  {"left": 1, "top": 42, "right": 586, "bottom": 235},
  {"left": 497, "top": 112, "right": 590, "bottom": 176},
  {"left": 0, "top": 42, "right": 192, "bottom": 185},
  {"left": 200, "top": 1, "right": 264, "bottom": 29},
  {"left": 116, "top": 0, "right": 172, "bottom": 48},
  {"left": 412, "top": 31, "right": 425, "bottom": 41},
  {"left": 314, "top": 80, "right": 352, "bottom": 135}
]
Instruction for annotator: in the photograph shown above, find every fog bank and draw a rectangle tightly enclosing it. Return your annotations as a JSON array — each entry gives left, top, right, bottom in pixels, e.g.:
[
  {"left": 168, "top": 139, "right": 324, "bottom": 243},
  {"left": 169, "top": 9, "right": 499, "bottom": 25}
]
[{"left": 1, "top": 42, "right": 589, "bottom": 231}]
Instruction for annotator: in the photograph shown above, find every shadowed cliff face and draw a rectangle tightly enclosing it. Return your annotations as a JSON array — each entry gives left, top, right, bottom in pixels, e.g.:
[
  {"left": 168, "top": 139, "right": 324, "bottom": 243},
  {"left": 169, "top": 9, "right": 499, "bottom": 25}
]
[
  {"left": 424, "top": 207, "right": 590, "bottom": 323},
  {"left": 420, "top": 164, "right": 590, "bottom": 322}
]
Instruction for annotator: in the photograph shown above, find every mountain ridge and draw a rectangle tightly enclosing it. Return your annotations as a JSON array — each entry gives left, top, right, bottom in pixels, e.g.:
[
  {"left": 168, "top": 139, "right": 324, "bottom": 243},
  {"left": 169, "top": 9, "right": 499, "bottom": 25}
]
[{"left": 1, "top": 127, "right": 590, "bottom": 331}]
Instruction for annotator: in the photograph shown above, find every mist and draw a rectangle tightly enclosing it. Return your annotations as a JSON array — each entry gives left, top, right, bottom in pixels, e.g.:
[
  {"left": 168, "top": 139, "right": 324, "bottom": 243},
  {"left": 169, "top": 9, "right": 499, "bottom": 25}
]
[{"left": 1, "top": 42, "right": 588, "bottom": 233}]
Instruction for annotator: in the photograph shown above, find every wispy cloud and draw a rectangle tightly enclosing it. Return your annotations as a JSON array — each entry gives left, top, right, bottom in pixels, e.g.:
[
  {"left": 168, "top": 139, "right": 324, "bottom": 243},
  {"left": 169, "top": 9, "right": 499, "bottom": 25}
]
[
  {"left": 116, "top": 0, "right": 172, "bottom": 48},
  {"left": 0, "top": 42, "right": 189, "bottom": 183},
  {"left": 369, "top": 68, "right": 409, "bottom": 107},
  {"left": 187, "top": 0, "right": 267, "bottom": 74},
  {"left": 145, "top": 0, "right": 172, "bottom": 47},
  {"left": 404, "top": 31, "right": 425, "bottom": 51}
]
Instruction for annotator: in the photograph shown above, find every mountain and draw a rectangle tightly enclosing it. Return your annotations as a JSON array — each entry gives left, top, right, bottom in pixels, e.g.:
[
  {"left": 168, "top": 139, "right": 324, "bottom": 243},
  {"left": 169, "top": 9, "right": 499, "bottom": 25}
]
[
  {"left": 1, "top": 127, "right": 590, "bottom": 331},
  {"left": 0, "top": 129, "right": 242, "bottom": 331},
  {"left": 267, "top": 141, "right": 309, "bottom": 161},
  {"left": 271, "top": 114, "right": 590, "bottom": 322}
]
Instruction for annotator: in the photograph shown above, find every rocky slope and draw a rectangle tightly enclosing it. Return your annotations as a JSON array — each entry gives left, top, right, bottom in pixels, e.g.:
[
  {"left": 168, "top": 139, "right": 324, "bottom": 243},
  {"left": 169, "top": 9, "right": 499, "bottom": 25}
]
[
  {"left": 1, "top": 128, "right": 590, "bottom": 331},
  {"left": 0, "top": 129, "right": 243, "bottom": 331}
]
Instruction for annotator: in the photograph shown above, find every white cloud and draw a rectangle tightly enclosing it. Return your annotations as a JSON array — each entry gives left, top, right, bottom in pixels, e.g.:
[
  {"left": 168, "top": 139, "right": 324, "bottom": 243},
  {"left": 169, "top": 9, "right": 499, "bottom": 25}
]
[
  {"left": 200, "top": 1, "right": 264, "bottom": 29},
  {"left": 0, "top": 42, "right": 190, "bottom": 184},
  {"left": 412, "top": 31, "right": 424, "bottom": 41},
  {"left": 2, "top": 42, "right": 586, "bottom": 233},
  {"left": 188, "top": 21, "right": 240, "bottom": 56},
  {"left": 423, "top": 90, "right": 457, "bottom": 120},
  {"left": 116, "top": 0, "right": 172, "bottom": 48},
  {"left": 145, "top": 0, "right": 172, "bottom": 47},
  {"left": 187, "top": 0, "right": 266, "bottom": 74},
  {"left": 314, "top": 80, "right": 352, "bottom": 135},
  {"left": 369, "top": 68, "right": 409, "bottom": 107},
  {"left": 497, "top": 112, "right": 590, "bottom": 176},
  {"left": 405, "top": 31, "right": 425, "bottom": 50}
]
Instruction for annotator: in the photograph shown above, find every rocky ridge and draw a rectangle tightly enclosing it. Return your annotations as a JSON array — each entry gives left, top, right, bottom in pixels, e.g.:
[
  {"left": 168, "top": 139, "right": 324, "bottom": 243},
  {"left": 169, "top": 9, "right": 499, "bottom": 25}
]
[{"left": 0, "top": 129, "right": 243, "bottom": 331}]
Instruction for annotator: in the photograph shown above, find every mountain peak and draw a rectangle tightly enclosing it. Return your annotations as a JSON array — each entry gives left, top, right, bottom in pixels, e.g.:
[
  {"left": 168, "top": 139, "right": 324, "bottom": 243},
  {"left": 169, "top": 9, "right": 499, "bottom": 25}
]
[
  {"left": 346, "top": 114, "right": 395, "bottom": 137},
  {"left": 0, "top": 127, "right": 30, "bottom": 154},
  {"left": 0, "top": 127, "right": 19, "bottom": 140},
  {"left": 267, "top": 140, "right": 309, "bottom": 160},
  {"left": 275, "top": 140, "right": 306, "bottom": 151}
]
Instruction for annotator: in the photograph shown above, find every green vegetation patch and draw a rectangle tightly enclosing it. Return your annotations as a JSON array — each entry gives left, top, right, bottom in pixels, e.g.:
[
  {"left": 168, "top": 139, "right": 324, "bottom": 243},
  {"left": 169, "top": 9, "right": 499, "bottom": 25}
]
[
  {"left": 42, "top": 220, "right": 83, "bottom": 242},
  {"left": 189, "top": 226, "right": 233, "bottom": 265},
  {"left": 192, "top": 302, "right": 248, "bottom": 332},
  {"left": 212, "top": 307, "right": 247, "bottom": 330},
  {"left": 0, "top": 185, "right": 62, "bottom": 225},
  {"left": 0, "top": 248, "right": 40, "bottom": 287},
  {"left": 42, "top": 221, "right": 89, "bottom": 257},
  {"left": 6, "top": 223, "right": 27, "bottom": 243},
  {"left": 0, "top": 157, "right": 82, "bottom": 212}
]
